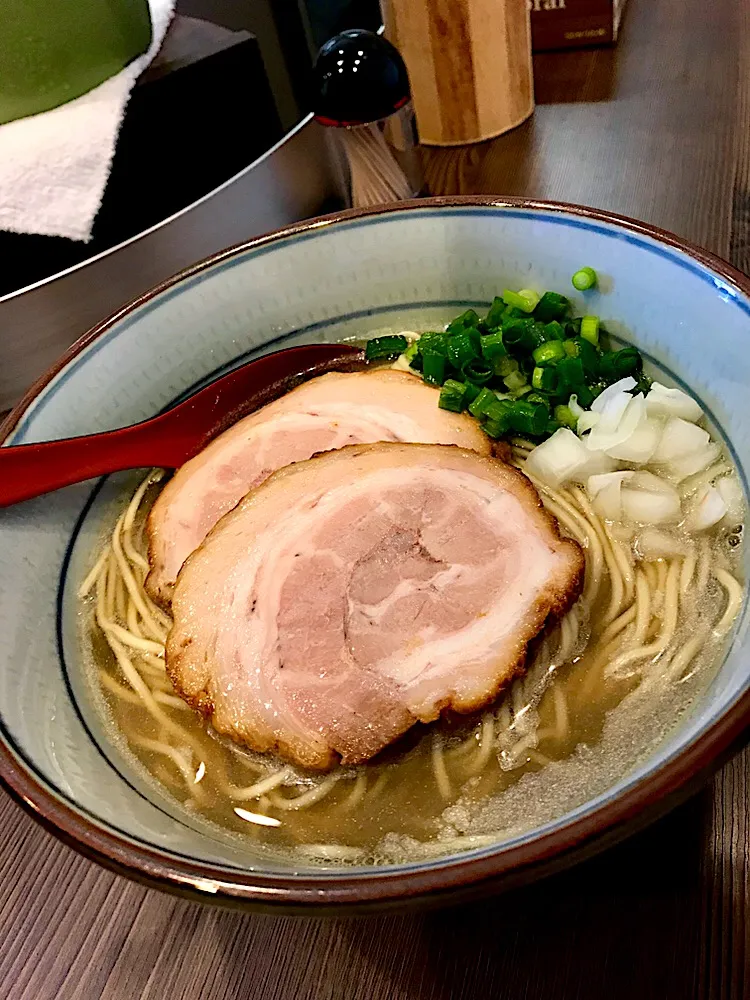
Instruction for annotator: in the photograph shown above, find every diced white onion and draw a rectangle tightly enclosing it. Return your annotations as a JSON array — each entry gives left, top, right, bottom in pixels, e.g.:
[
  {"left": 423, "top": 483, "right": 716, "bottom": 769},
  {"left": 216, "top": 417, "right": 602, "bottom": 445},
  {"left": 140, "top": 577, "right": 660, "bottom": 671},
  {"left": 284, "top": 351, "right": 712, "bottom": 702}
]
[
  {"left": 579, "top": 451, "right": 618, "bottom": 478},
  {"left": 663, "top": 443, "right": 721, "bottom": 482},
  {"left": 391, "top": 354, "right": 413, "bottom": 372},
  {"left": 587, "top": 471, "right": 634, "bottom": 521},
  {"left": 651, "top": 417, "right": 710, "bottom": 464},
  {"left": 606, "top": 415, "right": 662, "bottom": 463},
  {"left": 568, "top": 394, "right": 585, "bottom": 422},
  {"left": 645, "top": 382, "right": 703, "bottom": 422},
  {"left": 524, "top": 428, "right": 591, "bottom": 487},
  {"left": 716, "top": 475, "right": 744, "bottom": 524},
  {"left": 620, "top": 471, "right": 681, "bottom": 524},
  {"left": 591, "top": 377, "right": 637, "bottom": 414},
  {"left": 585, "top": 394, "right": 645, "bottom": 452},
  {"left": 634, "top": 528, "right": 688, "bottom": 561},
  {"left": 578, "top": 411, "right": 600, "bottom": 434},
  {"left": 685, "top": 484, "right": 728, "bottom": 532}
]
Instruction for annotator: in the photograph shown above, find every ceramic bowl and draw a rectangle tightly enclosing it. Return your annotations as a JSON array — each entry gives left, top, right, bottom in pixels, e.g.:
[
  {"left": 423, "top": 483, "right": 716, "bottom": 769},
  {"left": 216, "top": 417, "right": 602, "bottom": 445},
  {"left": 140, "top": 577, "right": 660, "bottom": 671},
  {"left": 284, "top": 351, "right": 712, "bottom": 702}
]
[{"left": 1, "top": 197, "right": 748, "bottom": 912}]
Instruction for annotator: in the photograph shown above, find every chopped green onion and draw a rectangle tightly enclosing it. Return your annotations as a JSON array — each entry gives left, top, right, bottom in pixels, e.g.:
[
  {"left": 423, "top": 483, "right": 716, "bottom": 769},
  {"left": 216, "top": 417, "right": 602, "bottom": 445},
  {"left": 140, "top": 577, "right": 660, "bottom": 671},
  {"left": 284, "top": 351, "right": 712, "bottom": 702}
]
[
  {"left": 463, "top": 381, "right": 481, "bottom": 405},
  {"left": 495, "top": 355, "right": 519, "bottom": 377},
  {"left": 571, "top": 267, "right": 598, "bottom": 291},
  {"left": 532, "top": 340, "right": 566, "bottom": 366},
  {"left": 556, "top": 356, "right": 586, "bottom": 389},
  {"left": 422, "top": 351, "right": 446, "bottom": 386},
  {"left": 503, "top": 370, "right": 528, "bottom": 392},
  {"left": 482, "top": 399, "right": 513, "bottom": 438},
  {"left": 403, "top": 341, "right": 419, "bottom": 362},
  {"left": 447, "top": 331, "right": 479, "bottom": 370},
  {"left": 532, "top": 366, "right": 558, "bottom": 392},
  {"left": 544, "top": 320, "right": 566, "bottom": 341},
  {"left": 501, "top": 317, "right": 537, "bottom": 352},
  {"left": 574, "top": 384, "right": 595, "bottom": 407},
  {"left": 526, "top": 391, "right": 551, "bottom": 412},
  {"left": 438, "top": 379, "right": 468, "bottom": 412},
  {"left": 534, "top": 291, "right": 570, "bottom": 323},
  {"left": 565, "top": 336, "right": 600, "bottom": 376},
  {"left": 554, "top": 404, "right": 578, "bottom": 430},
  {"left": 507, "top": 400, "right": 548, "bottom": 436},
  {"left": 632, "top": 373, "right": 653, "bottom": 396},
  {"left": 485, "top": 296, "right": 506, "bottom": 330},
  {"left": 462, "top": 357, "right": 494, "bottom": 386},
  {"left": 418, "top": 331, "right": 448, "bottom": 354},
  {"left": 446, "top": 309, "right": 480, "bottom": 336},
  {"left": 468, "top": 386, "right": 497, "bottom": 418},
  {"left": 509, "top": 384, "right": 533, "bottom": 399},
  {"left": 564, "top": 317, "right": 582, "bottom": 338},
  {"left": 502, "top": 289, "right": 538, "bottom": 313},
  {"left": 365, "top": 335, "right": 408, "bottom": 360},
  {"left": 479, "top": 331, "right": 507, "bottom": 368},
  {"left": 409, "top": 351, "right": 423, "bottom": 372},
  {"left": 518, "top": 289, "right": 541, "bottom": 311},
  {"left": 598, "top": 346, "right": 643, "bottom": 382},
  {"left": 580, "top": 315, "right": 600, "bottom": 346}
]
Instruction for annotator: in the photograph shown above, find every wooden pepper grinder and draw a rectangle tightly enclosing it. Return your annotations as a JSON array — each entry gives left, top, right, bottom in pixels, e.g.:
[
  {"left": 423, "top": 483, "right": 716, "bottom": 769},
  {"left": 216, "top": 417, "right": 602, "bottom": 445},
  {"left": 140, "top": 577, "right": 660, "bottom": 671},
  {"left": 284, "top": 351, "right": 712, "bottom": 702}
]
[{"left": 381, "top": 0, "right": 534, "bottom": 146}]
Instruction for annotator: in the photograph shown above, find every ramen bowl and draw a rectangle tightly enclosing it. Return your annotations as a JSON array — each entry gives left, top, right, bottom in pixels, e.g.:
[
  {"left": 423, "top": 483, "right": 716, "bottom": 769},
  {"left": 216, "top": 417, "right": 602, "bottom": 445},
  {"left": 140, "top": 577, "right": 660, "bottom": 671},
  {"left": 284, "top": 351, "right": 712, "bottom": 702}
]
[{"left": 1, "top": 197, "right": 748, "bottom": 913}]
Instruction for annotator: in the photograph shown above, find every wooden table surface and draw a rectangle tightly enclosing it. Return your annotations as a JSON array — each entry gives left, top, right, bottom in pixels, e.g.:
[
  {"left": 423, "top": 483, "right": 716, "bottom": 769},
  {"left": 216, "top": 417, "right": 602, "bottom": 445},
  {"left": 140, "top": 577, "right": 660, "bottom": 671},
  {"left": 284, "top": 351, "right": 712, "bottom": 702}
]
[{"left": 3, "top": 0, "right": 749, "bottom": 996}]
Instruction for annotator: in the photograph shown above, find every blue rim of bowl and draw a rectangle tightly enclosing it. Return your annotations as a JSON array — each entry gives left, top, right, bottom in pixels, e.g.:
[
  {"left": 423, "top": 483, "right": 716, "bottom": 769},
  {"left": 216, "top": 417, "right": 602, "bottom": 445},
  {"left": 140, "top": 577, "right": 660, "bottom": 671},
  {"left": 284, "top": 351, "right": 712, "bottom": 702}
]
[{"left": 1, "top": 195, "right": 750, "bottom": 911}]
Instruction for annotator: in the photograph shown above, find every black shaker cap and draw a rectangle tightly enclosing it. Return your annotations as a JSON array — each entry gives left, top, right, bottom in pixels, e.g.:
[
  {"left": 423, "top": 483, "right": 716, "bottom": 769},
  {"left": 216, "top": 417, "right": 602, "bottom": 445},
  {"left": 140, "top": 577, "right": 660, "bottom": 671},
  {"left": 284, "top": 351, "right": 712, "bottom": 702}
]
[{"left": 312, "top": 29, "right": 410, "bottom": 126}]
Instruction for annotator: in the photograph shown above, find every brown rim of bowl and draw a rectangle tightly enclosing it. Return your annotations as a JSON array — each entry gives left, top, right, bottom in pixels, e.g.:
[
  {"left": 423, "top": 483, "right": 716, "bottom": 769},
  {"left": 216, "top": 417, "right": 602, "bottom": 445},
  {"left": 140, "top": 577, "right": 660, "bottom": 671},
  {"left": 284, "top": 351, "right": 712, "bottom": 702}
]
[{"left": 1, "top": 195, "right": 750, "bottom": 910}]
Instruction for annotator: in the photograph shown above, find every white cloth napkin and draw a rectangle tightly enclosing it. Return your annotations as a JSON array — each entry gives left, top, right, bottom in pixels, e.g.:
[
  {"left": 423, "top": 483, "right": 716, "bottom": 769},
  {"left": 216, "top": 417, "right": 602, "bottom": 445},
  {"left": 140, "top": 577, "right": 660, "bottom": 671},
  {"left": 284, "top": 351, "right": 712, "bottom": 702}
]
[{"left": 0, "top": 0, "right": 175, "bottom": 243}]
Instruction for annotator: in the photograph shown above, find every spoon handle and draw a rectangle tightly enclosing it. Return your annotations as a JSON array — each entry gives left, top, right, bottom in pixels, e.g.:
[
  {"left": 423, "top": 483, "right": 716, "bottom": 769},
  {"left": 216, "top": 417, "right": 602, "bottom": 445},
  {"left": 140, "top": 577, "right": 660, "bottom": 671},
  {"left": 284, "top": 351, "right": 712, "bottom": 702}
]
[{"left": 0, "top": 421, "right": 170, "bottom": 507}]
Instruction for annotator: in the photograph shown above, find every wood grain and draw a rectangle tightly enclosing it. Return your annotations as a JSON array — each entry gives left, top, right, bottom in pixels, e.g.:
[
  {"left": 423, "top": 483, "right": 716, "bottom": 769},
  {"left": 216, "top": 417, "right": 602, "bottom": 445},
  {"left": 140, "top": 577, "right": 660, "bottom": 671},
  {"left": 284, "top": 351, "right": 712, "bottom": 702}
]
[
  {"left": 382, "top": 0, "right": 533, "bottom": 144},
  {"left": 2, "top": 0, "right": 750, "bottom": 996}
]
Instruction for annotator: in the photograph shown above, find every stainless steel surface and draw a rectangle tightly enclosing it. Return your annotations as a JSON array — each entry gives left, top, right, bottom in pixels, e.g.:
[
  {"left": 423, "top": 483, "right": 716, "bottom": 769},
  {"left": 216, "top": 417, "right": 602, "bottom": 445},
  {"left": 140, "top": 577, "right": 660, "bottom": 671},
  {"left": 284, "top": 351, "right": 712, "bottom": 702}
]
[{"left": 0, "top": 116, "right": 343, "bottom": 411}]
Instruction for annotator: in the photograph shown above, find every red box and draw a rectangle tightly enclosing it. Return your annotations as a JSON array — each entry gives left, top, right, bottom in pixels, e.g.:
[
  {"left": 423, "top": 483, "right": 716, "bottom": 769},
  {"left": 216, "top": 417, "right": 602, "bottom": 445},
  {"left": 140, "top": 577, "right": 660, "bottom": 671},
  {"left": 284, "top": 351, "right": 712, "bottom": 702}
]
[{"left": 530, "top": 0, "right": 627, "bottom": 51}]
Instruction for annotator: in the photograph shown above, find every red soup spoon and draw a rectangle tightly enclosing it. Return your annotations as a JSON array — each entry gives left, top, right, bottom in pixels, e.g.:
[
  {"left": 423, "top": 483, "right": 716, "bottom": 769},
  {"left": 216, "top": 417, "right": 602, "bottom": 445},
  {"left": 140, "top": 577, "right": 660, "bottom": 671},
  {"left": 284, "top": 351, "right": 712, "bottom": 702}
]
[{"left": 0, "top": 344, "right": 363, "bottom": 507}]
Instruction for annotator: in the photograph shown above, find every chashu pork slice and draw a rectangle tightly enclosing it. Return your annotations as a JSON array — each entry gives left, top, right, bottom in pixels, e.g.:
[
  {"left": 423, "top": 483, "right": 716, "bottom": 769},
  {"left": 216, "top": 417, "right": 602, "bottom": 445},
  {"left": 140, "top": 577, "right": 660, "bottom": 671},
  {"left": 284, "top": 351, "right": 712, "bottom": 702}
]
[
  {"left": 146, "top": 368, "right": 490, "bottom": 606},
  {"left": 167, "top": 443, "right": 584, "bottom": 771}
]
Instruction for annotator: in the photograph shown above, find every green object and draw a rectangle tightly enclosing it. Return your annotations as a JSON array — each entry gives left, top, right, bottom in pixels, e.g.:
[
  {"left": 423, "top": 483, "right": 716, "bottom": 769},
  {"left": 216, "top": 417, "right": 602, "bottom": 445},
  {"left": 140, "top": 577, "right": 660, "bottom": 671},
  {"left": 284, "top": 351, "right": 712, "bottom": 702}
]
[
  {"left": 438, "top": 379, "right": 468, "bottom": 412},
  {"left": 574, "top": 384, "right": 596, "bottom": 407},
  {"left": 418, "top": 332, "right": 448, "bottom": 356},
  {"left": 446, "top": 309, "right": 480, "bottom": 336},
  {"left": 482, "top": 400, "right": 513, "bottom": 438},
  {"left": 403, "top": 341, "right": 419, "bottom": 363},
  {"left": 463, "top": 381, "right": 481, "bottom": 405},
  {"left": 534, "top": 292, "right": 570, "bottom": 323},
  {"left": 556, "top": 356, "right": 586, "bottom": 390},
  {"left": 365, "top": 335, "right": 408, "bottom": 361},
  {"left": 0, "top": 0, "right": 152, "bottom": 125},
  {"left": 496, "top": 356, "right": 519, "bottom": 377},
  {"left": 479, "top": 332, "right": 507, "bottom": 368},
  {"left": 572, "top": 267, "right": 598, "bottom": 291},
  {"left": 543, "top": 321, "right": 565, "bottom": 342},
  {"left": 461, "top": 357, "right": 493, "bottom": 386},
  {"left": 566, "top": 336, "right": 600, "bottom": 377},
  {"left": 554, "top": 404, "right": 578, "bottom": 430},
  {"left": 580, "top": 315, "right": 600, "bottom": 346},
  {"left": 598, "top": 346, "right": 643, "bottom": 381},
  {"left": 422, "top": 351, "right": 446, "bottom": 386},
  {"left": 532, "top": 366, "right": 558, "bottom": 392},
  {"left": 447, "top": 331, "right": 479, "bottom": 370},
  {"left": 526, "top": 391, "right": 551, "bottom": 411},
  {"left": 485, "top": 296, "right": 506, "bottom": 329},
  {"left": 501, "top": 318, "right": 537, "bottom": 353},
  {"left": 468, "top": 387, "right": 497, "bottom": 419},
  {"left": 546, "top": 418, "right": 562, "bottom": 435},
  {"left": 503, "top": 369, "right": 528, "bottom": 392},
  {"left": 502, "top": 289, "right": 538, "bottom": 313},
  {"left": 507, "top": 400, "right": 548, "bottom": 436},
  {"left": 532, "top": 340, "right": 565, "bottom": 366}
]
